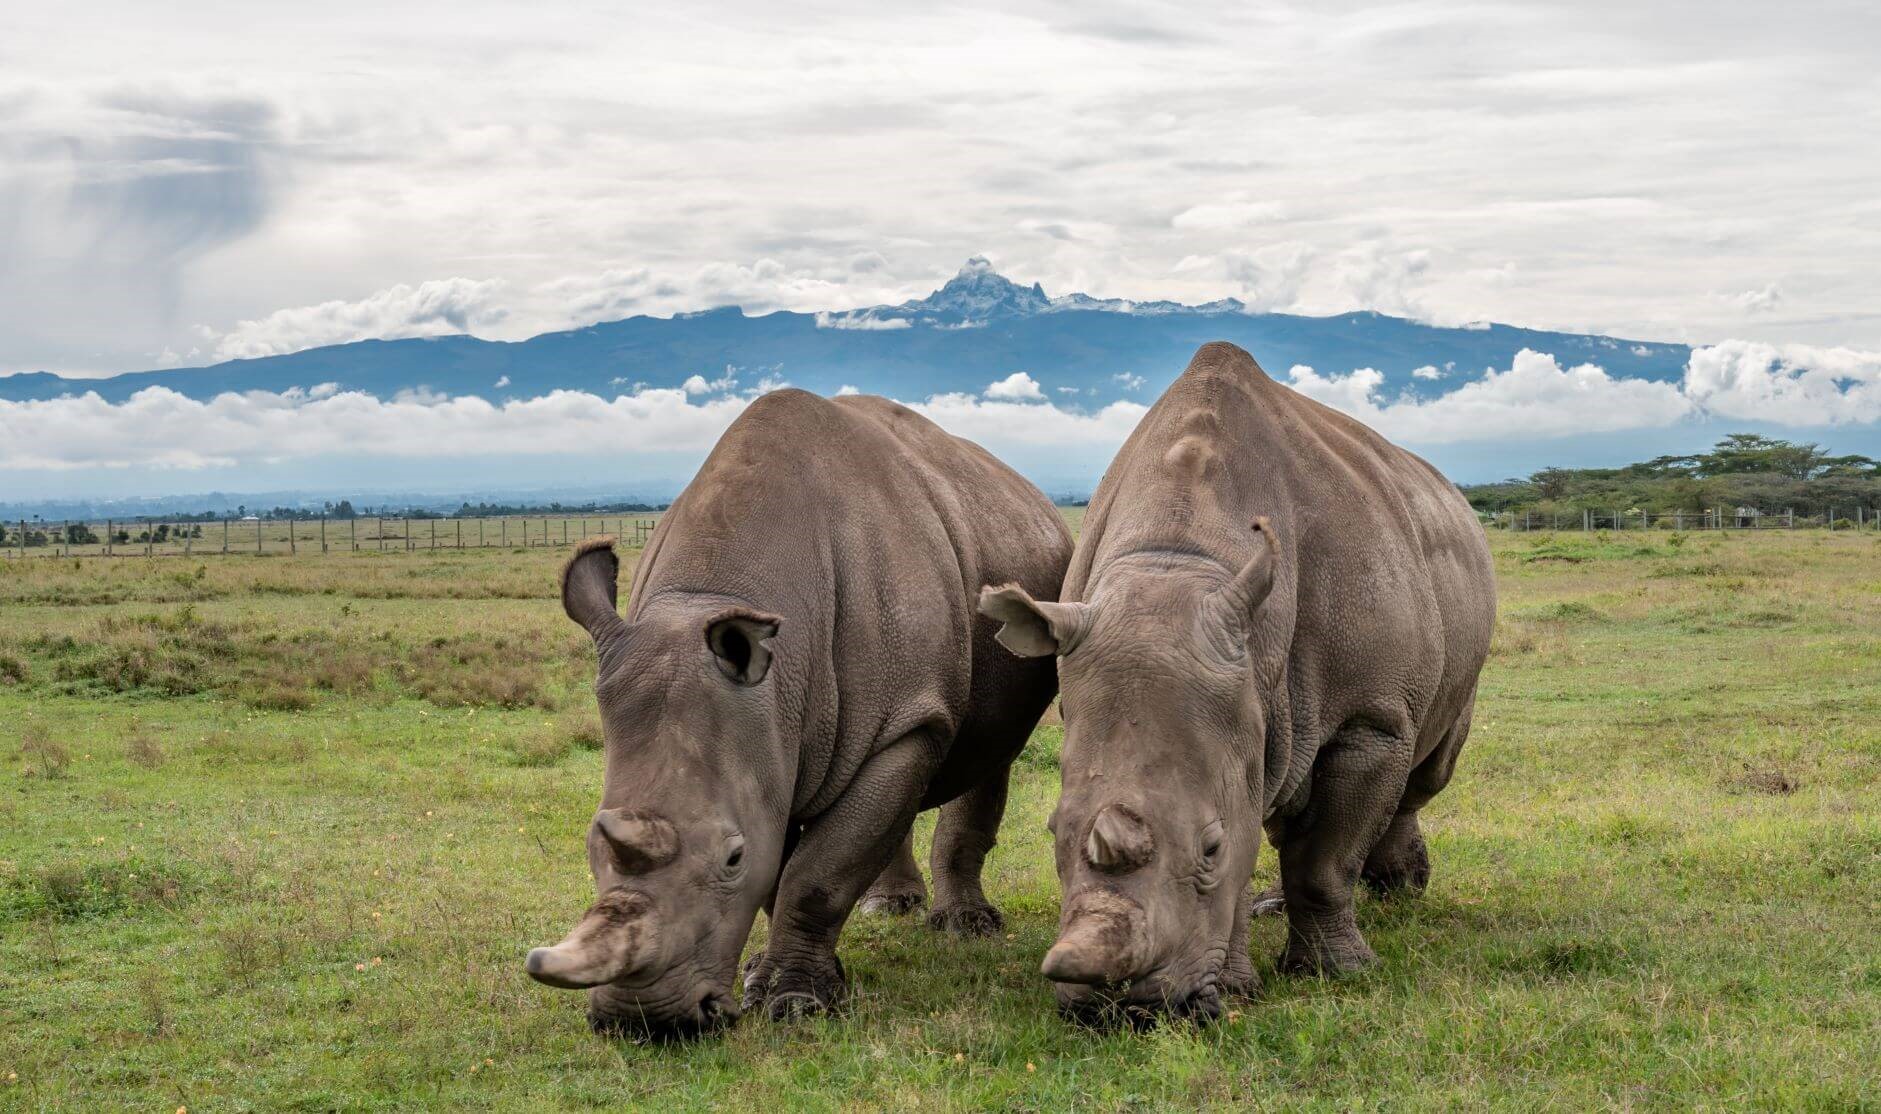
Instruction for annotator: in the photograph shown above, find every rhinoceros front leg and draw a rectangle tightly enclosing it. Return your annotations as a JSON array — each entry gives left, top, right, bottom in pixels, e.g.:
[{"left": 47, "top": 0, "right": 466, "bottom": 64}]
[
  {"left": 744, "top": 731, "right": 939, "bottom": 1020},
  {"left": 857, "top": 833, "right": 928, "bottom": 916},
  {"left": 927, "top": 771, "right": 1008, "bottom": 936},
  {"left": 1273, "top": 723, "right": 1412, "bottom": 976}
]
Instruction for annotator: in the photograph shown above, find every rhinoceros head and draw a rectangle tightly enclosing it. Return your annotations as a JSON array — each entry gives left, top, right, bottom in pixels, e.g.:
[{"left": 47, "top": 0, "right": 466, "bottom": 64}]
[
  {"left": 980, "top": 519, "right": 1280, "bottom": 1024},
  {"left": 525, "top": 540, "right": 790, "bottom": 1038}
]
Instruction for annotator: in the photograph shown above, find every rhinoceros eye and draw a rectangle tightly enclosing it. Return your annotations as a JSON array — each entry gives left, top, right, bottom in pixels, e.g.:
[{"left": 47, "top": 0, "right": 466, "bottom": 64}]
[
  {"left": 1199, "top": 820, "right": 1225, "bottom": 866},
  {"left": 723, "top": 835, "right": 746, "bottom": 871}
]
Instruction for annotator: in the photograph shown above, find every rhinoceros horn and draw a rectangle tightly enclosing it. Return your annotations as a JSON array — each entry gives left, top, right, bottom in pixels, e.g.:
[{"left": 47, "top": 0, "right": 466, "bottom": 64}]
[
  {"left": 1040, "top": 888, "right": 1153, "bottom": 986},
  {"left": 524, "top": 887, "right": 658, "bottom": 989}
]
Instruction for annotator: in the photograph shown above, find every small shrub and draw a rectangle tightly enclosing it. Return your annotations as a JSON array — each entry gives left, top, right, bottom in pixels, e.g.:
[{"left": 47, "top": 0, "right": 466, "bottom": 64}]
[
  {"left": 0, "top": 651, "right": 27, "bottom": 685},
  {"left": 512, "top": 730, "right": 573, "bottom": 768},
  {"left": 242, "top": 680, "right": 314, "bottom": 711},
  {"left": 20, "top": 724, "right": 71, "bottom": 779},
  {"left": 1737, "top": 764, "right": 1798, "bottom": 795},
  {"left": 562, "top": 712, "right": 606, "bottom": 751},
  {"left": 127, "top": 725, "right": 167, "bottom": 769},
  {"left": 1525, "top": 600, "right": 1604, "bottom": 623}
]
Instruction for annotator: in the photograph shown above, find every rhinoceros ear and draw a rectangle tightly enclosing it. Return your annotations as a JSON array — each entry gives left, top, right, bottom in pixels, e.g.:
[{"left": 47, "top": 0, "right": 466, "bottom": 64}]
[
  {"left": 705, "top": 608, "right": 782, "bottom": 685},
  {"left": 1215, "top": 517, "right": 1280, "bottom": 630},
  {"left": 562, "top": 539, "right": 628, "bottom": 653},
  {"left": 978, "top": 583, "right": 1089, "bottom": 658}
]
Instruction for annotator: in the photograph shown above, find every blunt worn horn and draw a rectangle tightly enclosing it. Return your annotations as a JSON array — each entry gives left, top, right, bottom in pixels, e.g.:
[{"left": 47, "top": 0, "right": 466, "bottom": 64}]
[
  {"left": 1084, "top": 804, "right": 1154, "bottom": 873},
  {"left": 1040, "top": 891, "right": 1152, "bottom": 986},
  {"left": 524, "top": 887, "right": 658, "bottom": 990}
]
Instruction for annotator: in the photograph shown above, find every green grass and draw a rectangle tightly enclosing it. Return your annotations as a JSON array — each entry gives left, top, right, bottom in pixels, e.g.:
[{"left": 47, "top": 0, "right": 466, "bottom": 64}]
[{"left": 1, "top": 529, "right": 1877, "bottom": 1110}]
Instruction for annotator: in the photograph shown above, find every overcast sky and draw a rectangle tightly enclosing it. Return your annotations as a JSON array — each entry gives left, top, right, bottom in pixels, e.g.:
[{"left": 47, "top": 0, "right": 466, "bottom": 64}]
[{"left": 4, "top": 0, "right": 1878, "bottom": 376}]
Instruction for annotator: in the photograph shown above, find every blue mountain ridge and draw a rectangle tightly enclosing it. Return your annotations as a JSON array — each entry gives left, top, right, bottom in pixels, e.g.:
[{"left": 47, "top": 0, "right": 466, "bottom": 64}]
[{"left": 0, "top": 258, "right": 1692, "bottom": 406}]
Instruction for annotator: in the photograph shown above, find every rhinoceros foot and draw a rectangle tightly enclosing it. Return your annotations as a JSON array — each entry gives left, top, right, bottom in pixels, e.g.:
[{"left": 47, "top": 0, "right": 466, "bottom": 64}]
[
  {"left": 1277, "top": 929, "right": 1377, "bottom": 977},
  {"left": 857, "top": 890, "right": 927, "bottom": 917},
  {"left": 927, "top": 900, "right": 1003, "bottom": 936},
  {"left": 742, "top": 951, "right": 847, "bottom": 1020}
]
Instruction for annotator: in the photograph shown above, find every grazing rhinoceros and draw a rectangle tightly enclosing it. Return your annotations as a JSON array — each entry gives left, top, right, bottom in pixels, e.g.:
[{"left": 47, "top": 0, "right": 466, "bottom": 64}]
[
  {"left": 526, "top": 389, "right": 1071, "bottom": 1037},
  {"left": 980, "top": 342, "right": 1495, "bottom": 1023}
]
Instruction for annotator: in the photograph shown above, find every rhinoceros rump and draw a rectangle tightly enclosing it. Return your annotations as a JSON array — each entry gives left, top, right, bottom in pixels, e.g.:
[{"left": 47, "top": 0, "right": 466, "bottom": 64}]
[
  {"left": 527, "top": 389, "right": 1071, "bottom": 1037},
  {"left": 981, "top": 343, "right": 1495, "bottom": 1024}
]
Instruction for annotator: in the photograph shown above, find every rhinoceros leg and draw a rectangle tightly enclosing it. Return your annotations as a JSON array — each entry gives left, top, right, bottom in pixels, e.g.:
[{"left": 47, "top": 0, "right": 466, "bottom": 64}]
[
  {"left": 927, "top": 772, "right": 1008, "bottom": 936},
  {"left": 1274, "top": 723, "right": 1413, "bottom": 976},
  {"left": 1364, "top": 702, "right": 1472, "bottom": 897},
  {"left": 745, "top": 730, "right": 939, "bottom": 1020},
  {"left": 857, "top": 833, "right": 928, "bottom": 916}
]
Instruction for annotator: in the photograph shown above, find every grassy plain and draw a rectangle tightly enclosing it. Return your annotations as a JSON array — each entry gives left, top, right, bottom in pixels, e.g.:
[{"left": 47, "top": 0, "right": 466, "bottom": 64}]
[{"left": 1, "top": 525, "right": 1876, "bottom": 1110}]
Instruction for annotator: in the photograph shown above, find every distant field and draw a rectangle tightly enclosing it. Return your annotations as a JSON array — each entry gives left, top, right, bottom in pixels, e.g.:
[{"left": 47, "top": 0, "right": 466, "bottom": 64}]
[{"left": 1, "top": 525, "right": 1876, "bottom": 1109}]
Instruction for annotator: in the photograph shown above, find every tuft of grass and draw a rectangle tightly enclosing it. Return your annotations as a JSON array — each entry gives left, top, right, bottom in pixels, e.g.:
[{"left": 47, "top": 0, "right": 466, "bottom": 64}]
[
  {"left": 562, "top": 711, "right": 606, "bottom": 751},
  {"left": 126, "top": 724, "right": 167, "bottom": 768},
  {"left": 0, "top": 650, "right": 27, "bottom": 685},
  {"left": 18, "top": 723, "right": 71, "bottom": 779}
]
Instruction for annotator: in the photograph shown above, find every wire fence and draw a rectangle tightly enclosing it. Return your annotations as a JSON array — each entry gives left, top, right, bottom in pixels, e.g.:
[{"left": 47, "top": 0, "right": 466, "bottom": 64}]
[
  {"left": 0, "top": 514, "right": 661, "bottom": 559},
  {"left": 1483, "top": 507, "right": 1881, "bottom": 531}
]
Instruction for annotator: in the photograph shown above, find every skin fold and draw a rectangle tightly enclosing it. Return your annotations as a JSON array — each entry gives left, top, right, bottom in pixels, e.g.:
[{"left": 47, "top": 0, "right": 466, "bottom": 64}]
[
  {"left": 981, "top": 342, "right": 1496, "bottom": 1024},
  {"left": 527, "top": 390, "right": 1071, "bottom": 1038}
]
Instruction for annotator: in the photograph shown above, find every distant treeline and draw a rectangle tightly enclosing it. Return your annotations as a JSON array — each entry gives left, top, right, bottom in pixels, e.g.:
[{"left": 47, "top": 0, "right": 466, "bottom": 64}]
[{"left": 1463, "top": 434, "right": 1879, "bottom": 519}]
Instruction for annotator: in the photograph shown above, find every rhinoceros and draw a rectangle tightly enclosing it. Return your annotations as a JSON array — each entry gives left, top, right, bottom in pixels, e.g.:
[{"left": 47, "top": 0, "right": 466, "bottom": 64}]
[
  {"left": 526, "top": 389, "right": 1071, "bottom": 1036},
  {"left": 980, "top": 342, "right": 1495, "bottom": 1022}
]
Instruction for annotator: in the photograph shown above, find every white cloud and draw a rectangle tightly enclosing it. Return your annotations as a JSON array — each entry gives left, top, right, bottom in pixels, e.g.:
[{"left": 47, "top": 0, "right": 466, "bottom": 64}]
[
  {"left": 1683, "top": 339, "right": 1881, "bottom": 424},
  {"left": 908, "top": 394, "right": 1149, "bottom": 449},
  {"left": 493, "top": 375, "right": 510, "bottom": 389},
  {"left": 833, "top": 384, "right": 861, "bottom": 396},
  {"left": 1113, "top": 372, "right": 1146, "bottom": 391},
  {"left": 1170, "top": 200, "right": 1288, "bottom": 230},
  {"left": 681, "top": 367, "right": 739, "bottom": 395},
  {"left": 1055, "top": 386, "right": 1080, "bottom": 395},
  {"left": 1411, "top": 365, "right": 1443, "bottom": 380},
  {"left": 1724, "top": 283, "right": 1783, "bottom": 314},
  {"left": 0, "top": 382, "right": 1148, "bottom": 473},
  {"left": 210, "top": 278, "right": 509, "bottom": 360},
  {"left": 1284, "top": 349, "right": 1692, "bottom": 443},
  {"left": 984, "top": 371, "right": 1046, "bottom": 402},
  {"left": 0, "top": 385, "right": 751, "bottom": 470},
  {"left": 814, "top": 310, "right": 912, "bottom": 330}
]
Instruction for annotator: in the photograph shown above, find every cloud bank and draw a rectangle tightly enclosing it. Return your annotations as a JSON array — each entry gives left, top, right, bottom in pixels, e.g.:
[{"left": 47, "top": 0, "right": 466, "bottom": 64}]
[{"left": 4, "top": 343, "right": 1877, "bottom": 478}]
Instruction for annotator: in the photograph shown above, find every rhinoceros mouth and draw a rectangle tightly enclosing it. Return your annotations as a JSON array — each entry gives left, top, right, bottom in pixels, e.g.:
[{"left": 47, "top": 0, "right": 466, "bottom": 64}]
[
  {"left": 1054, "top": 969, "right": 1222, "bottom": 1029},
  {"left": 588, "top": 987, "right": 741, "bottom": 1042}
]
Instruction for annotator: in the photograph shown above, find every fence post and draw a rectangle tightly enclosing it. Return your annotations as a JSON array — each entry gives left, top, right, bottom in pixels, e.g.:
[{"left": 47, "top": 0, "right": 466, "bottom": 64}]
[
  {"left": 1788, "top": 508, "right": 1795, "bottom": 529},
  {"left": 430, "top": 518, "right": 437, "bottom": 550},
  {"left": 352, "top": 516, "right": 358, "bottom": 552},
  {"left": 321, "top": 515, "right": 327, "bottom": 553},
  {"left": 502, "top": 517, "right": 508, "bottom": 547},
  {"left": 16, "top": 520, "right": 22, "bottom": 559},
  {"left": 479, "top": 518, "right": 485, "bottom": 548},
  {"left": 457, "top": 519, "right": 462, "bottom": 549},
  {"left": 289, "top": 517, "right": 296, "bottom": 555}
]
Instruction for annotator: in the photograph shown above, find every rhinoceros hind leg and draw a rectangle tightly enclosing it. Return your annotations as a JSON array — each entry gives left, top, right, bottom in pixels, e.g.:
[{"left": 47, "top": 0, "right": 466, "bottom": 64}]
[
  {"left": 1360, "top": 810, "right": 1430, "bottom": 897},
  {"left": 927, "top": 773, "right": 1009, "bottom": 936},
  {"left": 858, "top": 833, "right": 928, "bottom": 916}
]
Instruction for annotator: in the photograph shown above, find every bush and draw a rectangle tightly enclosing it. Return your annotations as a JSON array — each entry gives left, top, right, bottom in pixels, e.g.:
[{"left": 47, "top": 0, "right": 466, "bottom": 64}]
[{"left": 19, "top": 724, "right": 71, "bottom": 779}]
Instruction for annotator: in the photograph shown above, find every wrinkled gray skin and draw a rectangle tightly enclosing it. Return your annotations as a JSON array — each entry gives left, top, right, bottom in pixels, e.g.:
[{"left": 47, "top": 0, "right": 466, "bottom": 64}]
[
  {"left": 981, "top": 343, "right": 1494, "bottom": 1024},
  {"left": 526, "top": 390, "right": 1070, "bottom": 1038}
]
